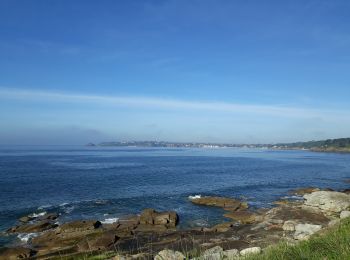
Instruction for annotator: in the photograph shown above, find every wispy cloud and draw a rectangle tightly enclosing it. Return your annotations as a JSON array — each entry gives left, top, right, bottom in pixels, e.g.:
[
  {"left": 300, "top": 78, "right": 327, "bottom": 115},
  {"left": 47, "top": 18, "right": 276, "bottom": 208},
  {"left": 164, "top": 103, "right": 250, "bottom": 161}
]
[{"left": 0, "top": 87, "right": 348, "bottom": 119}]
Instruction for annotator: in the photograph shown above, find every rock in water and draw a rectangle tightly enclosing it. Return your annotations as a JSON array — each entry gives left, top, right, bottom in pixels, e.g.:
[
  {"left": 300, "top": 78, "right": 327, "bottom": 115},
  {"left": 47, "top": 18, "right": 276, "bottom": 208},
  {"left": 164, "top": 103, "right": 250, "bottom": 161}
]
[
  {"left": 189, "top": 196, "right": 243, "bottom": 210},
  {"left": 303, "top": 191, "right": 350, "bottom": 213},
  {"left": 294, "top": 223, "right": 322, "bottom": 240},
  {"left": 154, "top": 249, "right": 185, "bottom": 260}
]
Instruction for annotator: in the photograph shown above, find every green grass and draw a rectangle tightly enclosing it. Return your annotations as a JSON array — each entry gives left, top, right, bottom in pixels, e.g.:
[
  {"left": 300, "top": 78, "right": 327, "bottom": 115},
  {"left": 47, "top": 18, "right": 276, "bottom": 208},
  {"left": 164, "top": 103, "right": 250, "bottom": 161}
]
[{"left": 246, "top": 218, "right": 350, "bottom": 260}]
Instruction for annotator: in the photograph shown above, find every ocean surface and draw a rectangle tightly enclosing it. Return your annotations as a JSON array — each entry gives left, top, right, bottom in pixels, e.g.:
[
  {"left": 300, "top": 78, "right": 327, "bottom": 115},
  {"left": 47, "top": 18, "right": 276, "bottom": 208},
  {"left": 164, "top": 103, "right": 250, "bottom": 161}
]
[{"left": 1, "top": 146, "right": 350, "bottom": 246}]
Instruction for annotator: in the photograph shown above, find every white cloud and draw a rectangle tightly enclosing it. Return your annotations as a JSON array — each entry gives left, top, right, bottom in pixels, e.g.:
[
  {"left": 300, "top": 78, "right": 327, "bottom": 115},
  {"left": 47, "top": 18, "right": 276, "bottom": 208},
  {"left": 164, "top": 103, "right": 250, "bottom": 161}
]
[{"left": 0, "top": 87, "right": 348, "bottom": 119}]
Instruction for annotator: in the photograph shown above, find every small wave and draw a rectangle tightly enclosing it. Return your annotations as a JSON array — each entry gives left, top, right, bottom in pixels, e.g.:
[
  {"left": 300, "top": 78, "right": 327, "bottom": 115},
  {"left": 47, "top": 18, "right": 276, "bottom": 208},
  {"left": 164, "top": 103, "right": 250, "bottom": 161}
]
[
  {"left": 59, "top": 202, "right": 70, "bottom": 207},
  {"left": 38, "top": 204, "right": 53, "bottom": 210},
  {"left": 188, "top": 195, "right": 201, "bottom": 200},
  {"left": 63, "top": 206, "right": 75, "bottom": 214},
  {"left": 29, "top": 212, "right": 47, "bottom": 218},
  {"left": 17, "top": 233, "right": 38, "bottom": 243},
  {"left": 101, "top": 217, "right": 119, "bottom": 224}
]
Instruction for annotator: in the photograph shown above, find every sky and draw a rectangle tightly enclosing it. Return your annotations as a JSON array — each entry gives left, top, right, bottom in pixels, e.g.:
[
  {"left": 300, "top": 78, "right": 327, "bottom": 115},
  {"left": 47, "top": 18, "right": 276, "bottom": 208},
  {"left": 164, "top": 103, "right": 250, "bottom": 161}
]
[{"left": 0, "top": 0, "right": 350, "bottom": 145}]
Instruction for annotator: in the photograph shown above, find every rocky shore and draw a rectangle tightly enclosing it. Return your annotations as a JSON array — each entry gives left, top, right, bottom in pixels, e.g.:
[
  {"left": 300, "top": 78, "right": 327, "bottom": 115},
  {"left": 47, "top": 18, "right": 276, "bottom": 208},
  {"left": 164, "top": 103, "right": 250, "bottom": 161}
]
[{"left": 1, "top": 188, "right": 350, "bottom": 259}]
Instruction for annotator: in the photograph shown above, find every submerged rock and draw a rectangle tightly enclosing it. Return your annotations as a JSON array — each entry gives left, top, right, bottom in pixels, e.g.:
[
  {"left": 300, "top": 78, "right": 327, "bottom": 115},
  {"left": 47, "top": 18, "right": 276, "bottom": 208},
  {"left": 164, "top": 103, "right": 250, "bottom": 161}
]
[
  {"left": 304, "top": 191, "right": 350, "bottom": 213},
  {"left": 290, "top": 187, "right": 320, "bottom": 196}
]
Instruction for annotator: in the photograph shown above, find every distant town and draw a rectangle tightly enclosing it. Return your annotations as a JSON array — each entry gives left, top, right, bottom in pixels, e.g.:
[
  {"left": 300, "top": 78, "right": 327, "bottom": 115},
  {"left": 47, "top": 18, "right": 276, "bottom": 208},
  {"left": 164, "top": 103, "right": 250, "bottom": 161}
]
[{"left": 87, "top": 138, "right": 350, "bottom": 152}]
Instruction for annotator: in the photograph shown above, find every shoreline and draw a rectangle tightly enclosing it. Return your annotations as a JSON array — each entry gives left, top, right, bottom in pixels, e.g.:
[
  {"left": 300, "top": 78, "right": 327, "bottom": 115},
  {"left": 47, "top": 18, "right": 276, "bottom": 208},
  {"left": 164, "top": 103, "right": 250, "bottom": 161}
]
[{"left": 1, "top": 186, "right": 350, "bottom": 259}]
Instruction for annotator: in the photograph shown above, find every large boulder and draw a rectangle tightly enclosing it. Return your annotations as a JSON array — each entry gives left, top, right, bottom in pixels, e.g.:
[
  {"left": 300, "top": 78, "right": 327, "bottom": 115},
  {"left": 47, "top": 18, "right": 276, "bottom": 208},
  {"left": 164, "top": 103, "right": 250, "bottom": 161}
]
[
  {"left": 294, "top": 223, "right": 322, "bottom": 240},
  {"left": 140, "top": 209, "right": 178, "bottom": 228},
  {"left": 304, "top": 191, "right": 350, "bottom": 213}
]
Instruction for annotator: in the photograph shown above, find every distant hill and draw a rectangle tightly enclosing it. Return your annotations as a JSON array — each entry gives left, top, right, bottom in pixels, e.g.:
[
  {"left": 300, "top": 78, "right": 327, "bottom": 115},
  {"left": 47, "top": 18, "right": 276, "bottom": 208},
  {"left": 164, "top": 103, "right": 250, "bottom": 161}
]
[{"left": 274, "top": 138, "right": 350, "bottom": 152}]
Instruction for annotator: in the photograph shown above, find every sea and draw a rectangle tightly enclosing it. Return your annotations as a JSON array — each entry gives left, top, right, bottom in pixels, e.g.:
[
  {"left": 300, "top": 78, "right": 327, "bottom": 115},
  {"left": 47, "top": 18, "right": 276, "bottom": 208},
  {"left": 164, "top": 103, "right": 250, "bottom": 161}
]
[{"left": 1, "top": 146, "right": 350, "bottom": 246}]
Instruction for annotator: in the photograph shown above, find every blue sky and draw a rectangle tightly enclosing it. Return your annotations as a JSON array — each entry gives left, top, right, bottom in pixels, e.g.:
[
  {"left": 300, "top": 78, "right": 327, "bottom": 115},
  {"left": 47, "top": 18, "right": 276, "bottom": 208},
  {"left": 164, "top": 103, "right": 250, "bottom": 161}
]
[{"left": 1, "top": 0, "right": 350, "bottom": 144}]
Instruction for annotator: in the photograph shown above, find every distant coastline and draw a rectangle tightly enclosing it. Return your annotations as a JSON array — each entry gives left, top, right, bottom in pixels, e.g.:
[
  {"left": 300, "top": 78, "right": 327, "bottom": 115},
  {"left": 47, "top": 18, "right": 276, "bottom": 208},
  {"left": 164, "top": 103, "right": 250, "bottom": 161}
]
[{"left": 87, "top": 137, "right": 350, "bottom": 153}]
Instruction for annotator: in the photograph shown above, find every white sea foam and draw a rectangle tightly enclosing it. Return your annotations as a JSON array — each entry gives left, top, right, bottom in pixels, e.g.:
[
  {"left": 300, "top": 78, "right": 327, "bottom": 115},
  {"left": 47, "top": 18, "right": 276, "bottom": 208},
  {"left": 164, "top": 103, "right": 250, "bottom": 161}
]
[
  {"left": 101, "top": 217, "right": 119, "bottom": 224},
  {"left": 29, "top": 212, "right": 46, "bottom": 218},
  {"left": 17, "top": 233, "right": 38, "bottom": 243},
  {"left": 59, "top": 202, "right": 69, "bottom": 207},
  {"left": 188, "top": 195, "right": 201, "bottom": 200}
]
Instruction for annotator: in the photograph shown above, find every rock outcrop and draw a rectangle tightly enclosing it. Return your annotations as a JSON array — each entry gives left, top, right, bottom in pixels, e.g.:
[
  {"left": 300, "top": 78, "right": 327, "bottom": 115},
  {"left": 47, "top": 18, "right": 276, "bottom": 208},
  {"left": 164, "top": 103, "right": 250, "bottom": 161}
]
[{"left": 304, "top": 191, "right": 350, "bottom": 213}]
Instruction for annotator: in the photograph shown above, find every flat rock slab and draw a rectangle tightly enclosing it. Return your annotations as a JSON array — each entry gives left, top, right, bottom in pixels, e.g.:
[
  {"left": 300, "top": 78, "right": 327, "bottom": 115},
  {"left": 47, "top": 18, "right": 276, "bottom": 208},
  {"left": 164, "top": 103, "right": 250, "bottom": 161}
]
[
  {"left": 189, "top": 196, "right": 243, "bottom": 210},
  {"left": 224, "top": 210, "right": 256, "bottom": 224}
]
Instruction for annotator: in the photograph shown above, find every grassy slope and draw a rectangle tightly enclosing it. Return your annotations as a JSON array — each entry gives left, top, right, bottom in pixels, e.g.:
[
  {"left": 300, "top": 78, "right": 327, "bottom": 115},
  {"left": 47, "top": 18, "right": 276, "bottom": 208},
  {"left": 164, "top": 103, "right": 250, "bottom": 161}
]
[{"left": 246, "top": 218, "right": 350, "bottom": 260}]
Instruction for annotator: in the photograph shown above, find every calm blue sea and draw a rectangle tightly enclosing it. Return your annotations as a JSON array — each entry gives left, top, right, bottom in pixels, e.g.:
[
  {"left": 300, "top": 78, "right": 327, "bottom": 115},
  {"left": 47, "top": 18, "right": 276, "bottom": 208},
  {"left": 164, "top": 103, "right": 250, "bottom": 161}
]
[{"left": 1, "top": 146, "right": 350, "bottom": 246}]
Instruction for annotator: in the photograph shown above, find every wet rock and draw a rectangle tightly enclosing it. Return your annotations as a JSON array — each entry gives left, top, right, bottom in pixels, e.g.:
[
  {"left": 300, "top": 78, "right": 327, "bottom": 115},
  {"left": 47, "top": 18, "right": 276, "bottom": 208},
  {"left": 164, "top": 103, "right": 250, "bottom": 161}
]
[
  {"left": 224, "top": 210, "right": 256, "bottom": 224},
  {"left": 189, "top": 196, "right": 243, "bottom": 211},
  {"left": 304, "top": 191, "right": 350, "bottom": 213},
  {"left": 0, "top": 247, "right": 37, "bottom": 259},
  {"left": 240, "top": 247, "right": 261, "bottom": 256},
  {"left": 294, "top": 223, "right": 322, "bottom": 240},
  {"left": 7, "top": 220, "right": 58, "bottom": 233},
  {"left": 340, "top": 210, "right": 350, "bottom": 219},
  {"left": 282, "top": 220, "right": 297, "bottom": 231},
  {"left": 19, "top": 216, "right": 35, "bottom": 223},
  {"left": 290, "top": 187, "right": 320, "bottom": 195},
  {"left": 40, "top": 212, "right": 59, "bottom": 221},
  {"left": 154, "top": 249, "right": 185, "bottom": 260}
]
